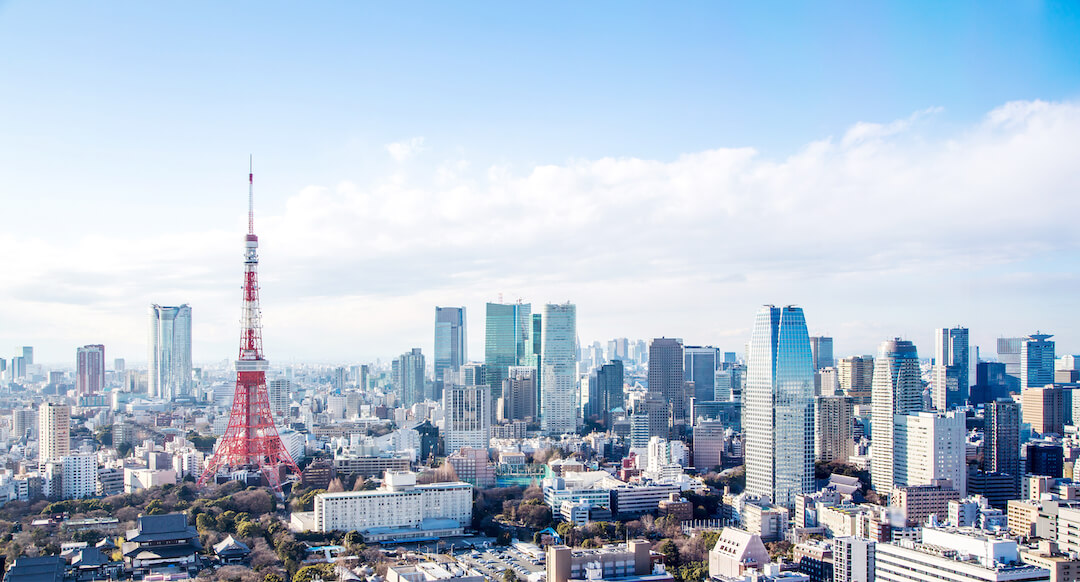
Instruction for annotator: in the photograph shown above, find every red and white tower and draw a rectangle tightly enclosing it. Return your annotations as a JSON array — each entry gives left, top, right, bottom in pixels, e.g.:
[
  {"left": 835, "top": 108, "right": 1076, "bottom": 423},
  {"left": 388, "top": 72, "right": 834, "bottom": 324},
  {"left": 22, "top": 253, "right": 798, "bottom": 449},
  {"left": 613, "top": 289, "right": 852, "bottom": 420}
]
[{"left": 199, "top": 162, "right": 301, "bottom": 494}]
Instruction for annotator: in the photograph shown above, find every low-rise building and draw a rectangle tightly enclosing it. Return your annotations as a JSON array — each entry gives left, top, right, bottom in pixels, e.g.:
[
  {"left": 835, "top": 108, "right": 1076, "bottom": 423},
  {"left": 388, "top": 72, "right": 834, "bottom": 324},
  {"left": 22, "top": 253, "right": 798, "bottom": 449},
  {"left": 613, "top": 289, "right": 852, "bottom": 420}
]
[
  {"left": 1020, "top": 541, "right": 1080, "bottom": 582},
  {"left": 876, "top": 527, "right": 1050, "bottom": 582},
  {"left": 547, "top": 540, "right": 671, "bottom": 582},
  {"left": 743, "top": 502, "right": 790, "bottom": 543},
  {"left": 709, "top": 528, "right": 770, "bottom": 579},
  {"left": 308, "top": 471, "right": 472, "bottom": 541},
  {"left": 892, "top": 482, "right": 961, "bottom": 527},
  {"left": 121, "top": 513, "right": 201, "bottom": 579}
]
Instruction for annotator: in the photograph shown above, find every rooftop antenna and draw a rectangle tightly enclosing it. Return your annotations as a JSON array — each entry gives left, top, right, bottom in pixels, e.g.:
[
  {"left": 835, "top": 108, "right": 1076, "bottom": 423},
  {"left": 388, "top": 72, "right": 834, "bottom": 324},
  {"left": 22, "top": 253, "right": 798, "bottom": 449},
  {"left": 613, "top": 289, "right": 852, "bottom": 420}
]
[{"left": 248, "top": 155, "right": 255, "bottom": 235}]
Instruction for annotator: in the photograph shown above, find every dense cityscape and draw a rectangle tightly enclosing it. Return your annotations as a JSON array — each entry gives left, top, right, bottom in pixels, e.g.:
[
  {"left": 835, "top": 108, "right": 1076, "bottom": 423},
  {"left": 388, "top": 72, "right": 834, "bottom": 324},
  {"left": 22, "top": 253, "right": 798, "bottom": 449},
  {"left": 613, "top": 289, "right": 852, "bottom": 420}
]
[
  {"left": 1, "top": 178, "right": 1077, "bottom": 582},
  {"left": 3, "top": 3, "right": 1079, "bottom": 582}
]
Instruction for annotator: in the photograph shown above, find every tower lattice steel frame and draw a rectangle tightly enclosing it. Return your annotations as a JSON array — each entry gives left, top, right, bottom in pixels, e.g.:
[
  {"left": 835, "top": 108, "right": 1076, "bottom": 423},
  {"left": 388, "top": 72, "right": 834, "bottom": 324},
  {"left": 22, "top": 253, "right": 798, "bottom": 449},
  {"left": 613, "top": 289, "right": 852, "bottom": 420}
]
[{"left": 198, "top": 162, "right": 301, "bottom": 495}]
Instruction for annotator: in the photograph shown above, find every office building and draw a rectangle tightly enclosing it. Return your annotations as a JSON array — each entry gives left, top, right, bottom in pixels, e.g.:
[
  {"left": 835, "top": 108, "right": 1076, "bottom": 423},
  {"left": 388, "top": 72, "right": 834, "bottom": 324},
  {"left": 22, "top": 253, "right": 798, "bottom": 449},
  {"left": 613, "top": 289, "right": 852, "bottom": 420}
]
[
  {"left": 148, "top": 304, "right": 193, "bottom": 400},
  {"left": 443, "top": 384, "right": 491, "bottom": 454},
  {"left": 1022, "top": 333, "right": 1056, "bottom": 391},
  {"left": 871, "top": 339, "right": 924, "bottom": 494},
  {"left": 811, "top": 336, "right": 835, "bottom": 370},
  {"left": 816, "top": 395, "right": 854, "bottom": 463},
  {"left": 10, "top": 355, "right": 26, "bottom": 380},
  {"left": 39, "top": 402, "right": 70, "bottom": 464},
  {"left": 693, "top": 419, "right": 726, "bottom": 471},
  {"left": 12, "top": 408, "right": 36, "bottom": 440},
  {"left": 648, "top": 338, "right": 686, "bottom": 438},
  {"left": 893, "top": 411, "right": 967, "bottom": 496},
  {"left": 1023, "top": 385, "right": 1065, "bottom": 436},
  {"left": 397, "top": 348, "right": 426, "bottom": 406},
  {"left": 933, "top": 327, "right": 970, "bottom": 411},
  {"left": 540, "top": 303, "right": 577, "bottom": 435},
  {"left": 834, "top": 537, "right": 875, "bottom": 582},
  {"left": 892, "top": 483, "right": 962, "bottom": 526},
  {"left": 21, "top": 345, "right": 33, "bottom": 365},
  {"left": 744, "top": 305, "right": 815, "bottom": 509},
  {"left": 547, "top": 540, "right": 662, "bottom": 582},
  {"left": 971, "top": 362, "right": 1014, "bottom": 405},
  {"left": 984, "top": 399, "right": 1021, "bottom": 497},
  {"left": 309, "top": 472, "right": 472, "bottom": 539},
  {"left": 445, "top": 447, "right": 495, "bottom": 487},
  {"left": 875, "top": 527, "right": 1049, "bottom": 582},
  {"left": 838, "top": 356, "right": 874, "bottom": 405},
  {"left": 586, "top": 360, "right": 625, "bottom": 428},
  {"left": 484, "top": 301, "right": 533, "bottom": 398},
  {"left": 76, "top": 344, "right": 105, "bottom": 396},
  {"left": 1025, "top": 443, "right": 1064, "bottom": 479},
  {"left": 267, "top": 379, "right": 294, "bottom": 423},
  {"left": 434, "top": 306, "right": 467, "bottom": 385},
  {"left": 500, "top": 366, "right": 538, "bottom": 422},
  {"left": 685, "top": 346, "right": 719, "bottom": 404}
]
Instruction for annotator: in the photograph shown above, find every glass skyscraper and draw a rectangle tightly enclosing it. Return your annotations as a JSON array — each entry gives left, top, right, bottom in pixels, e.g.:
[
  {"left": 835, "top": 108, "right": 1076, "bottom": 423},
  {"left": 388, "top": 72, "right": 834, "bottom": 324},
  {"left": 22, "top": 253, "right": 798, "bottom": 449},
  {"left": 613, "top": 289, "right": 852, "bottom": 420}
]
[
  {"left": 540, "top": 302, "right": 576, "bottom": 435},
  {"left": 148, "top": 304, "right": 192, "bottom": 401},
  {"left": 684, "top": 346, "right": 719, "bottom": 404},
  {"left": 744, "top": 305, "right": 814, "bottom": 509},
  {"left": 484, "top": 302, "right": 532, "bottom": 397},
  {"left": 932, "top": 326, "right": 969, "bottom": 411},
  {"left": 434, "top": 307, "right": 467, "bottom": 385},
  {"left": 1020, "top": 332, "right": 1055, "bottom": 391}
]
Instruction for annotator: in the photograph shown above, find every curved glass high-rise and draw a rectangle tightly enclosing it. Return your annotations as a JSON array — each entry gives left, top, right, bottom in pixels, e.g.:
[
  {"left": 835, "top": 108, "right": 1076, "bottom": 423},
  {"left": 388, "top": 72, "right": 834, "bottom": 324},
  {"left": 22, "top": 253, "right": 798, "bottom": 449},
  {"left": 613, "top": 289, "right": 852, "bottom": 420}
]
[
  {"left": 148, "top": 304, "right": 192, "bottom": 401},
  {"left": 744, "top": 305, "right": 814, "bottom": 508},
  {"left": 870, "top": 338, "right": 924, "bottom": 494}
]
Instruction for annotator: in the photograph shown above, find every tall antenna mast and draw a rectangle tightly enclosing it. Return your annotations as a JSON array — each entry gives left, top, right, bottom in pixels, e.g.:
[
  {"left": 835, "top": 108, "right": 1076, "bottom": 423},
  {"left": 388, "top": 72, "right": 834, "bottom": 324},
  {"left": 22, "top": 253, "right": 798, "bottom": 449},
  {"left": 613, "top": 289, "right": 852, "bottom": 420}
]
[{"left": 248, "top": 155, "right": 255, "bottom": 235}]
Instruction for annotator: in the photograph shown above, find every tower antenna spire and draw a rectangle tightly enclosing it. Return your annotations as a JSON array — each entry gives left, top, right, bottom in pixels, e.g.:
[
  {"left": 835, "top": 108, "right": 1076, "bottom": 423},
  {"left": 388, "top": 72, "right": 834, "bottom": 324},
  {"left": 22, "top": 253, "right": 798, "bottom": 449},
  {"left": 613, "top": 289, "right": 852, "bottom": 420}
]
[{"left": 248, "top": 155, "right": 254, "bottom": 235}]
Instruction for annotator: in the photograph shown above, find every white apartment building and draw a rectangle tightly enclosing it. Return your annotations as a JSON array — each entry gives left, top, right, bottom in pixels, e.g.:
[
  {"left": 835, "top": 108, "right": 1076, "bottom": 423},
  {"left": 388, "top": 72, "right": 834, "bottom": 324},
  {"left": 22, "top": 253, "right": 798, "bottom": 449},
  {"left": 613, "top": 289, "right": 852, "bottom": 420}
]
[
  {"left": 894, "top": 411, "right": 967, "bottom": 496},
  {"left": 62, "top": 454, "right": 97, "bottom": 499},
  {"left": 443, "top": 385, "right": 491, "bottom": 454},
  {"left": 39, "top": 403, "right": 70, "bottom": 464},
  {"left": 876, "top": 528, "right": 1050, "bottom": 582},
  {"left": 834, "top": 537, "right": 875, "bottom": 582},
  {"left": 312, "top": 471, "right": 472, "bottom": 540}
]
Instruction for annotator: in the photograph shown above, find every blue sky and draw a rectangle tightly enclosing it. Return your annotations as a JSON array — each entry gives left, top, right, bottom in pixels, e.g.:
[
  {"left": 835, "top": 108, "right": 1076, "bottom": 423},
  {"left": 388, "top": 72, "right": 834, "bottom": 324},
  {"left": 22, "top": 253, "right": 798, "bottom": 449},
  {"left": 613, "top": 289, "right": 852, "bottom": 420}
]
[{"left": 1, "top": 2, "right": 1079, "bottom": 364}]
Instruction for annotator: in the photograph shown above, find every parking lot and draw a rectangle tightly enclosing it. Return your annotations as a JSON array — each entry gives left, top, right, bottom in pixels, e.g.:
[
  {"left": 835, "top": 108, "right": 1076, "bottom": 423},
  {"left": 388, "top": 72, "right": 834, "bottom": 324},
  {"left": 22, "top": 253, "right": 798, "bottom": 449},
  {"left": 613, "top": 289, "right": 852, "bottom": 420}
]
[{"left": 455, "top": 546, "right": 545, "bottom": 580}]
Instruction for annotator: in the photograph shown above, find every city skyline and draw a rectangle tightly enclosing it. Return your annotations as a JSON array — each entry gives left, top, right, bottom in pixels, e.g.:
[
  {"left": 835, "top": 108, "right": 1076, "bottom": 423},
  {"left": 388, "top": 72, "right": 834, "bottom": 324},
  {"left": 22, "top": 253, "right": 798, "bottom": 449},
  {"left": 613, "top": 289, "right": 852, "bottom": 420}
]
[{"left": 2, "top": 3, "right": 1079, "bottom": 363}]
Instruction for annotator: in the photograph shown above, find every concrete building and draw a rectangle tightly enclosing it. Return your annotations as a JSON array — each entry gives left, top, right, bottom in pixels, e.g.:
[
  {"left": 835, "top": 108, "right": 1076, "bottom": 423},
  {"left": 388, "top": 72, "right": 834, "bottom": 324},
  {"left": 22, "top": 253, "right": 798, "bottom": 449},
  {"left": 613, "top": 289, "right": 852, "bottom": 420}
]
[
  {"left": 1023, "top": 386, "right": 1066, "bottom": 436},
  {"left": 871, "top": 339, "right": 924, "bottom": 495},
  {"left": 839, "top": 356, "right": 875, "bottom": 405},
  {"left": 443, "top": 384, "right": 491, "bottom": 454},
  {"left": 816, "top": 395, "right": 854, "bottom": 463},
  {"left": 1020, "top": 541, "right": 1080, "bottom": 582},
  {"left": 834, "top": 537, "right": 875, "bottom": 582},
  {"left": 76, "top": 344, "right": 105, "bottom": 396},
  {"left": 709, "top": 528, "right": 770, "bottom": 579},
  {"left": 891, "top": 482, "right": 962, "bottom": 526},
  {"left": 743, "top": 501, "right": 790, "bottom": 542},
  {"left": 648, "top": 337, "right": 686, "bottom": 438},
  {"left": 876, "top": 528, "right": 1050, "bottom": 582},
  {"left": 62, "top": 454, "right": 97, "bottom": 499},
  {"left": 387, "top": 558, "right": 484, "bottom": 582},
  {"left": 309, "top": 471, "right": 472, "bottom": 540},
  {"left": 39, "top": 402, "right": 70, "bottom": 464},
  {"left": 547, "top": 540, "right": 668, "bottom": 582},
  {"left": 893, "top": 411, "right": 967, "bottom": 496},
  {"left": 1022, "top": 334, "right": 1056, "bottom": 392},
  {"left": 445, "top": 447, "right": 495, "bottom": 487}
]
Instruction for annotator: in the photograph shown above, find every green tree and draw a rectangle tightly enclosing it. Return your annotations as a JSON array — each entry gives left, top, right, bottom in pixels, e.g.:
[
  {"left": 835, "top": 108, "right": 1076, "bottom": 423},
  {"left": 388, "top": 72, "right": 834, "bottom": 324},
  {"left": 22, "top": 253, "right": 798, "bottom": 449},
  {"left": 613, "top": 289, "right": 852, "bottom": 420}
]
[
  {"left": 502, "top": 568, "right": 517, "bottom": 582},
  {"left": 656, "top": 539, "right": 680, "bottom": 567},
  {"left": 293, "top": 564, "right": 336, "bottom": 582},
  {"left": 195, "top": 513, "right": 215, "bottom": 532},
  {"left": 263, "top": 574, "right": 286, "bottom": 582},
  {"left": 237, "top": 520, "right": 262, "bottom": 539},
  {"left": 145, "top": 500, "right": 166, "bottom": 515},
  {"left": 675, "top": 561, "right": 709, "bottom": 582}
]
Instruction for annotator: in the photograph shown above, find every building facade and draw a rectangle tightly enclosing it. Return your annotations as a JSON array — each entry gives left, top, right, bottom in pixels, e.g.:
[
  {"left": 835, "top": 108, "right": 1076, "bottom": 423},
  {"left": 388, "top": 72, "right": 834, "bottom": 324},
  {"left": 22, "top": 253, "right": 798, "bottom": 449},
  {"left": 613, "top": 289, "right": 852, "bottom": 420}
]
[
  {"left": 148, "top": 304, "right": 193, "bottom": 400},
  {"left": 76, "top": 344, "right": 105, "bottom": 396},
  {"left": 435, "top": 306, "right": 467, "bottom": 386},
  {"left": 871, "top": 339, "right": 924, "bottom": 495},
  {"left": 744, "top": 305, "right": 815, "bottom": 509},
  {"left": 541, "top": 303, "right": 577, "bottom": 435}
]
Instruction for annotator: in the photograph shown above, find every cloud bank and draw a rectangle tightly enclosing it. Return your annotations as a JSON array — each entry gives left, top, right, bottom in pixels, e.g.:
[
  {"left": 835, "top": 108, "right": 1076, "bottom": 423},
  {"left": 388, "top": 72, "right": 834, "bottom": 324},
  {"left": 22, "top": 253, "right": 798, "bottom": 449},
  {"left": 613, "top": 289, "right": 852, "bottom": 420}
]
[{"left": 3, "top": 100, "right": 1079, "bottom": 364}]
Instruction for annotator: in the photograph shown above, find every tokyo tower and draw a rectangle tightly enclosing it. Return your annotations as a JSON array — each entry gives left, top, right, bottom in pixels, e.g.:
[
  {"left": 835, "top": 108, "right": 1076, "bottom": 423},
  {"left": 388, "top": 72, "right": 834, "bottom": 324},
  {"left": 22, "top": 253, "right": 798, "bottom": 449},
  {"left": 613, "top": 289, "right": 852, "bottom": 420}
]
[{"left": 198, "top": 161, "right": 301, "bottom": 495}]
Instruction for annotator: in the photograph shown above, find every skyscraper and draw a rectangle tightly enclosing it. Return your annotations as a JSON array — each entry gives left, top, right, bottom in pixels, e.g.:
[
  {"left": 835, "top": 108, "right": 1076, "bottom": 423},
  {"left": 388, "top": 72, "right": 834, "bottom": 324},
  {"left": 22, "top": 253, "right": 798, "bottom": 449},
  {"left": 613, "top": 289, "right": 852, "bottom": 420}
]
[
  {"left": 540, "top": 302, "right": 576, "bottom": 435},
  {"left": 932, "top": 327, "right": 969, "bottom": 411},
  {"left": 684, "top": 346, "right": 719, "bottom": 403},
  {"left": 484, "top": 302, "right": 532, "bottom": 398},
  {"left": 76, "top": 344, "right": 105, "bottom": 396},
  {"left": 39, "top": 402, "right": 70, "bottom": 464},
  {"left": 997, "top": 337, "right": 1023, "bottom": 379},
  {"left": 892, "top": 411, "right": 967, "bottom": 496},
  {"left": 1020, "top": 333, "right": 1055, "bottom": 391},
  {"left": 744, "top": 305, "right": 815, "bottom": 509},
  {"left": 837, "top": 355, "right": 874, "bottom": 405},
  {"left": 434, "top": 307, "right": 467, "bottom": 385},
  {"left": 649, "top": 338, "right": 686, "bottom": 437},
  {"left": 816, "top": 395, "right": 854, "bottom": 463},
  {"left": 983, "top": 399, "right": 1021, "bottom": 497},
  {"left": 810, "top": 336, "right": 834, "bottom": 370},
  {"left": 444, "top": 384, "right": 491, "bottom": 453},
  {"left": 870, "top": 339, "right": 924, "bottom": 495},
  {"left": 148, "top": 304, "right": 193, "bottom": 400},
  {"left": 397, "top": 348, "right": 426, "bottom": 406},
  {"left": 21, "top": 346, "right": 33, "bottom": 366},
  {"left": 586, "top": 359, "right": 624, "bottom": 427},
  {"left": 267, "top": 379, "right": 294, "bottom": 423},
  {"left": 500, "top": 366, "right": 537, "bottom": 422}
]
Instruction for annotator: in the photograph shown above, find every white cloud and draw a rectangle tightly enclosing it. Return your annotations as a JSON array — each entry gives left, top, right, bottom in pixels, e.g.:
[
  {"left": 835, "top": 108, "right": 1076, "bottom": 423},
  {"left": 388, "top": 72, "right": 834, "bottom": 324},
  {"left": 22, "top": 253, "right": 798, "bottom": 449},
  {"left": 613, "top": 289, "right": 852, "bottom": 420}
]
[
  {"left": 3, "top": 100, "right": 1079, "bottom": 363},
  {"left": 385, "top": 136, "right": 427, "bottom": 162}
]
